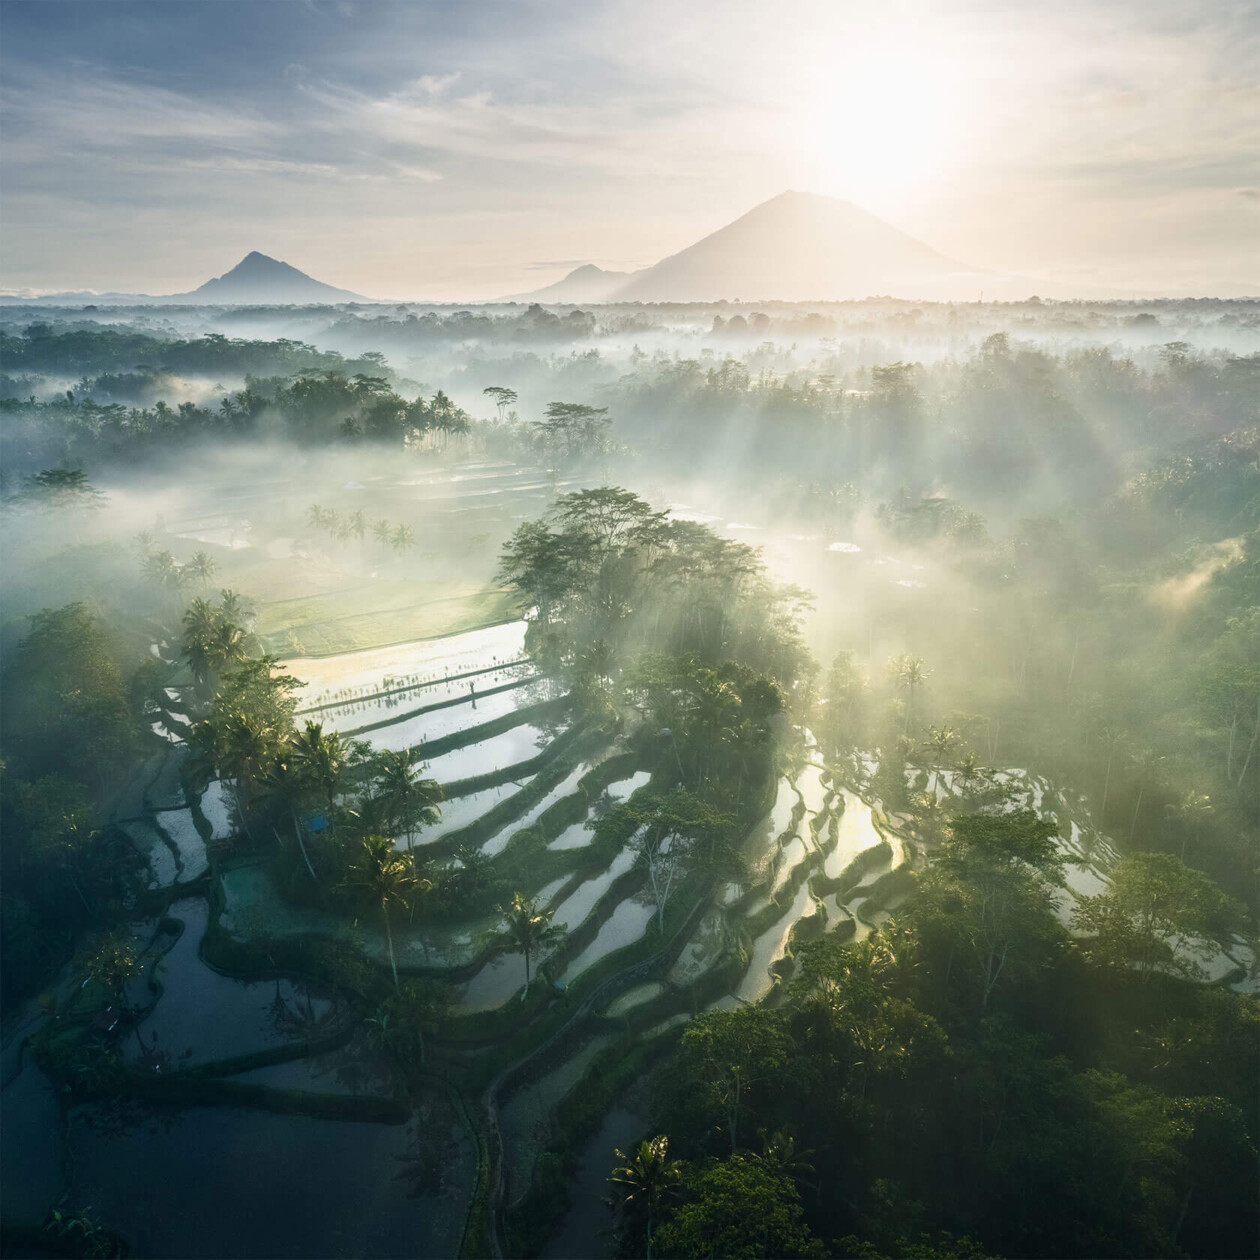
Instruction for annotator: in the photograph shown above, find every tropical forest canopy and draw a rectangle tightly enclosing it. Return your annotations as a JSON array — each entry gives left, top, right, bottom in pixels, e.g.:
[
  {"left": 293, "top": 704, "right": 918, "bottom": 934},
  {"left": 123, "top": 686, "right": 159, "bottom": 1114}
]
[{"left": 0, "top": 296, "right": 1256, "bottom": 1260}]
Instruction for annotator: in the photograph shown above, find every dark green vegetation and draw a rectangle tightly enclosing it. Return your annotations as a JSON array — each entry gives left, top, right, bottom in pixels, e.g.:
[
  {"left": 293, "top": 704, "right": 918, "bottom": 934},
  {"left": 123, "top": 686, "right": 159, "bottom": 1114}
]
[
  {"left": 1, "top": 300, "right": 1257, "bottom": 1259},
  {"left": 624, "top": 811, "right": 1256, "bottom": 1260}
]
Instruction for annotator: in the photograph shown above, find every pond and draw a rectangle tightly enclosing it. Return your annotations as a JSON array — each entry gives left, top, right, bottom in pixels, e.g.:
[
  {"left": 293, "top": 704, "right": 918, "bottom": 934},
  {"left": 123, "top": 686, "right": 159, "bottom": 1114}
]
[
  {"left": 459, "top": 952, "right": 528, "bottom": 1012},
  {"left": 283, "top": 620, "right": 529, "bottom": 696},
  {"left": 130, "top": 897, "right": 336, "bottom": 1068},
  {"left": 123, "top": 818, "right": 180, "bottom": 888},
  {"left": 541, "top": 1105, "right": 648, "bottom": 1260},
  {"left": 301, "top": 666, "right": 533, "bottom": 733},
  {"left": 559, "top": 899, "right": 657, "bottom": 985},
  {"left": 603, "top": 982, "right": 665, "bottom": 1018},
  {"left": 550, "top": 848, "right": 638, "bottom": 933},
  {"left": 546, "top": 771, "right": 652, "bottom": 851},
  {"left": 824, "top": 789, "right": 883, "bottom": 880},
  {"left": 480, "top": 762, "right": 595, "bottom": 858},
  {"left": 0, "top": 1054, "right": 65, "bottom": 1229},
  {"left": 735, "top": 880, "right": 816, "bottom": 1004},
  {"left": 154, "top": 807, "right": 209, "bottom": 881},
  {"left": 427, "top": 778, "right": 538, "bottom": 843},
  {"left": 65, "top": 1094, "right": 474, "bottom": 1259},
  {"left": 360, "top": 686, "right": 533, "bottom": 754},
  {"left": 199, "top": 780, "right": 234, "bottom": 842},
  {"left": 501, "top": 1034, "right": 619, "bottom": 1205},
  {"left": 228, "top": 1045, "right": 394, "bottom": 1098},
  {"left": 669, "top": 907, "right": 728, "bottom": 985},
  {"left": 420, "top": 723, "right": 557, "bottom": 785}
]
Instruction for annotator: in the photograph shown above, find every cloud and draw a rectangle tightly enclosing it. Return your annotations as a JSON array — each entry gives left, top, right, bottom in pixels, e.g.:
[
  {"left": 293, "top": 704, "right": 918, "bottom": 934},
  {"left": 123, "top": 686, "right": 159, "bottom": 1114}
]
[{"left": 1, "top": 0, "right": 1257, "bottom": 295}]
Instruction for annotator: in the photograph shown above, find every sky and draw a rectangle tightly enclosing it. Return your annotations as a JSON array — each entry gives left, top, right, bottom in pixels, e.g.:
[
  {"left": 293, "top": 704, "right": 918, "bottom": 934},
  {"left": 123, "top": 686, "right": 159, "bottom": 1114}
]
[{"left": 1, "top": 0, "right": 1257, "bottom": 299}]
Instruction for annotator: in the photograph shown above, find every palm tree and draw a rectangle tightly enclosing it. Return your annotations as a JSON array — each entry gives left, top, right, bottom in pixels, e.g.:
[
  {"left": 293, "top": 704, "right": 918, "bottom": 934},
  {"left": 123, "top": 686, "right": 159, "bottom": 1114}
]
[
  {"left": 218, "top": 588, "right": 254, "bottom": 626},
  {"left": 142, "top": 548, "right": 183, "bottom": 598},
  {"left": 186, "top": 551, "right": 217, "bottom": 590},
  {"left": 219, "top": 711, "right": 280, "bottom": 842},
  {"left": 372, "top": 519, "right": 392, "bottom": 548},
  {"left": 372, "top": 750, "right": 443, "bottom": 872},
  {"left": 288, "top": 721, "right": 358, "bottom": 817},
  {"left": 260, "top": 754, "right": 318, "bottom": 879},
  {"left": 500, "top": 891, "right": 564, "bottom": 993},
  {"left": 923, "top": 725, "right": 961, "bottom": 793},
  {"left": 341, "top": 835, "right": 425, "bottom": 990},
  {"left": 391, "top": 524, "right": 415, "bottom": 554},
  {"left": 608, "top": 1135, "right": 683, "bottom": 1260},
  {"left": 902, "top": 655, "right": 932, "bottom": 735},
  {"left": 757, "top": 1129, "right": 816, "bottom": 1188},
  {"left": 953, "top": 750, "right": 987, "bottom": 798}
]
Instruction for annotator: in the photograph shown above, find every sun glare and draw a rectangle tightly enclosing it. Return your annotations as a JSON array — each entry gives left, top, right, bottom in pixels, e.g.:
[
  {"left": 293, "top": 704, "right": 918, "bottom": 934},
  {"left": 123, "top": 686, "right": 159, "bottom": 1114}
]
[{"left": 789, "top": 50, "right": 962, "bottom": 209}]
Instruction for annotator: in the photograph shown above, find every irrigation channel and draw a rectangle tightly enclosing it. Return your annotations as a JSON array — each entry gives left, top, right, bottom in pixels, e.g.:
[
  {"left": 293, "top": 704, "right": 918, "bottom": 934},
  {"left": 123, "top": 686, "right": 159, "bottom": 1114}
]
[{"left": 5, "top": 620, "right": 1254, "bottom": 1258}]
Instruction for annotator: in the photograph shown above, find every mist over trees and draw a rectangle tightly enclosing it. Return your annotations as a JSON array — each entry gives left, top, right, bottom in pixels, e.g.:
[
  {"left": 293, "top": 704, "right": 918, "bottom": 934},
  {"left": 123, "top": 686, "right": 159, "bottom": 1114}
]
[{"left": 0, "top": 295, "right": 1255, "bottom": 1260}]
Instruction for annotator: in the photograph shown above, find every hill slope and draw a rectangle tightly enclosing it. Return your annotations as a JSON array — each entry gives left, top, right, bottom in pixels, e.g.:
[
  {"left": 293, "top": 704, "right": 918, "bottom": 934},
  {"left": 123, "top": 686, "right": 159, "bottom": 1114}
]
[
  {"left": 176, "top": 251, "right": 367, "bottom": 303},
  {"left": 505, "top": 263, "right": 634, "bottom": 304},
  {"left": 613, "top": 191, "right": 988, "bottom": 302}
]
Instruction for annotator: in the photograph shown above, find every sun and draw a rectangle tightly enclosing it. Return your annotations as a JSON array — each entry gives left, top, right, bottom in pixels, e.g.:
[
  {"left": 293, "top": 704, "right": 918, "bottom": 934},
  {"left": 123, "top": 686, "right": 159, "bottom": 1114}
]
[{"left": 786, "top": 47, "right": 965, "bottom": 210}]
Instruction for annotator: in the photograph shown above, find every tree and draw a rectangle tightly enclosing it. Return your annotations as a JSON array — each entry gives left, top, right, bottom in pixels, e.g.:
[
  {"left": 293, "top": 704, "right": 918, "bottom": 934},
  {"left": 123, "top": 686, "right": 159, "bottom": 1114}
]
[
  {"left": 888, "top": 655, "right": 930, "bottom": 733},
  {"left": 618, "top": 790, "right": 736, "bottom": 931},
  {"left": 676, "top": 1006, "right": 792, "bottom": 1154},
  {"left": 260, "top": 753, "right": 318, "bottom": 879},
  {"left": 923, "top": 726, "right": 962, "bottom": 793},
  {"left": 288, "top": 720, "right": 362, "bottom": 817},
  {"left": 341, "top": 835, "right": 424, "bottom": 990},
  {"left": 85, "top": 932, "right": 139, "bottom": 1010},
  {"left": 19, "top": 467, "right": 105, "bottom": 508},
  {"left": 371, "top": 749, "right": 443, "bottom": 873},
  {"left": 608, "top": 1135, "right": 683, "bottom": 1260},
  {"left": 916, "top": 810, "right": 1064, "bottom": 1009},
  {"left": 1074, "top": 851, "right": 1243, "bottom": 982},
  {"left": 182, "top": 597, "right": 246, "bottom": 695},
  {"left": 366, "top": 977, "right": 452, "bottom": 1067},
  {"left": 953, "top": 750, "right": 988, "bottom": 798},
  {"left": 499, "top": 891, "right": 565, "bottom": 992},
  {"left": 1, "top": 603, "right": 136, "bottom": 790},
  {"left": 535, "top": 401, "right": 612, "bottom": 466},
  {"left": 483, "top": 385, "right": 518, "bottom": 421},
  {"left": 653, "top": 1155, "right": 825, "bottom": 1260},
  {"left": 142, "top": 548, "right": 185, "bottom": 596},
  {"left": 185, "top": 550, "right": 217, "bottom": 590},
  {"left": 1167, "top": 790, "right": 1212, "bottom": 861}
]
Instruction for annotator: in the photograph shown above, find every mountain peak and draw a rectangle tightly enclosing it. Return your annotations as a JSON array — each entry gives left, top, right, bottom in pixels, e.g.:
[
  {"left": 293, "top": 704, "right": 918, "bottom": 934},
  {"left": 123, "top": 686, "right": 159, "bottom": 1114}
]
[
  {"left": 189, "top": 251, "right": 367, "bottom": 303},
  {"left": 613, "top": 191, "right": 984, "bottom": 302}
]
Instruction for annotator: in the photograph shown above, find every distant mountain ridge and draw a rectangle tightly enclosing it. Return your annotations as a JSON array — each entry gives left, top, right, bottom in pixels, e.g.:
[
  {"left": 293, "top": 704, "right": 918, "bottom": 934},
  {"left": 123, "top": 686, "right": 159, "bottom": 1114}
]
[
  {"left": 510, "top": 190, "right": 1003, "bottom": 303},
  {"left": 1, "top": 251, "right": 371, "bottom": 305},
  {"left": 182, "top": 251, "right": 367, "bottom": 303}
]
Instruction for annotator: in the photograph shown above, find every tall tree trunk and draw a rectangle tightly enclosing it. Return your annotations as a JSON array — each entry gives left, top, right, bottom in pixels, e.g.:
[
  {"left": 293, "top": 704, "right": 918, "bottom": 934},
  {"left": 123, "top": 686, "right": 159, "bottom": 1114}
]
[
  {"left": 292, "top": 808, "right": 317, "bottom": 880},
  {"left": 1236, "top": 695, "right": 1259, "bottom": 786},
  {"left": 383, "top": 902, "right": 399, "bottom": 990}
]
